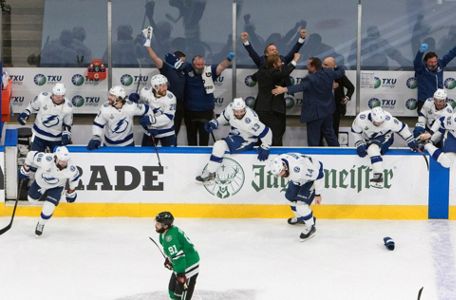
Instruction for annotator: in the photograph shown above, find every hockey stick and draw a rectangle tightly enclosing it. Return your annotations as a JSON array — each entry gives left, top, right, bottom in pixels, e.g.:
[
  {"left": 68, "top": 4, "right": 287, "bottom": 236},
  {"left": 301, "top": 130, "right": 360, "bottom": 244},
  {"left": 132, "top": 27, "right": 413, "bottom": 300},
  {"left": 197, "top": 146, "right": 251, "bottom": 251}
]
[
  {"left": 417, "top": 286, "right": 423, "bottom": 300},
  {"left": 150, "top": 135, "right": 162, "bottom": 167},
  {"left": 148, "top": 236, "right": 166, "bottom": 258},
  {"left": 420, "top": 152, "right": 429, "bottom": 171},
  {"left": 148, "top": 236, "right": 188, "bottom": 290},
  {"left": 0, "top": 179, "right": 25, "bottom": 235}
]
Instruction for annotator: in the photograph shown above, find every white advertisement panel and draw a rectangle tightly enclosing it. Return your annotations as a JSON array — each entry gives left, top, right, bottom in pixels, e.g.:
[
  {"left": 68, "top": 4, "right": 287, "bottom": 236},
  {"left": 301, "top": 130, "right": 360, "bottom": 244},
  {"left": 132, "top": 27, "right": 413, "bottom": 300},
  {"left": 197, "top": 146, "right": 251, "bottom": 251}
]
[
  {"left": 7, "top": 67, "right": 456, "bottom": 117},
  {"left": 70, "top": 151, "right": 427, "bottom": 205}
]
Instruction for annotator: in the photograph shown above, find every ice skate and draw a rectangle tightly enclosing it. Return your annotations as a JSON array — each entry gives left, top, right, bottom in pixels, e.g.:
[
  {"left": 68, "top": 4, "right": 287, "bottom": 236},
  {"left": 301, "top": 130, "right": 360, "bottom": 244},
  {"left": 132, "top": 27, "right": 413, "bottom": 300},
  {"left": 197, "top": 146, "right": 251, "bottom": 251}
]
[
  {"left": 299, "top": 224, "right": 316, "bottom": 241},
  {"left": 35, "top": 222, "right": 45, "bottom": 236},
  {"left": 195, "top": 171, "right": 216, "bottom": 183}
]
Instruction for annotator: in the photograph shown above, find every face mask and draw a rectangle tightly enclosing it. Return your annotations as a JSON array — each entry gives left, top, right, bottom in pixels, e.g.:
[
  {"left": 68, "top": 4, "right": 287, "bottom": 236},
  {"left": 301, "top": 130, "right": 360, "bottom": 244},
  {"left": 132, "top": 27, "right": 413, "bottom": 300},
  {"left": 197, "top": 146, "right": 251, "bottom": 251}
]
[{"left": 165, "top": 53, "right": 183, "bottom": 70}]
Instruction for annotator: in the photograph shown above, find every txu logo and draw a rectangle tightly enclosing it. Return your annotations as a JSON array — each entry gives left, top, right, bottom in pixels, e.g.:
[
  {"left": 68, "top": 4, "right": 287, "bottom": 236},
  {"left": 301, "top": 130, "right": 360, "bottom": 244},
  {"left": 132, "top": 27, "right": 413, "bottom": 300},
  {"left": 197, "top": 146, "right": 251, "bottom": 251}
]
[{"left": 202, "top": 158, "right": 245, "bottom": 199}]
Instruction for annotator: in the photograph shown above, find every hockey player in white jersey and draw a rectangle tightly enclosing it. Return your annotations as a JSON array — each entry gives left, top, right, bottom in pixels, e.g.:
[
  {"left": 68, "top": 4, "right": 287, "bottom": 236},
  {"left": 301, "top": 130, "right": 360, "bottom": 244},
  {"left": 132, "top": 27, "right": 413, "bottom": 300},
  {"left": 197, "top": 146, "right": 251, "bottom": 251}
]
[
  {"left": 269, "top": 153, "right": 324, "bottom": 240},
  {"left": 87, "top": 86, "right": 149, "bottom": 149},
  {"left": 17, "top": 83, "right": 73, "bottom": 151},
  {"left": 196, "top": 97, "right": 272, "bottom": 182},
  {"left": 138, "top": 74, "right": 177, "bottom": 146},
  {"left": 18, "top": 146, "right": 80, "bottom": 236},
  {"left": 352, "top": 106, "right": 418, "bottom": 184},
  {"left": 418, "top": 112, "right": 456, "bottom": 168},
  {"left": 413, "top": 89, "right": 453, "bottom": 144}
]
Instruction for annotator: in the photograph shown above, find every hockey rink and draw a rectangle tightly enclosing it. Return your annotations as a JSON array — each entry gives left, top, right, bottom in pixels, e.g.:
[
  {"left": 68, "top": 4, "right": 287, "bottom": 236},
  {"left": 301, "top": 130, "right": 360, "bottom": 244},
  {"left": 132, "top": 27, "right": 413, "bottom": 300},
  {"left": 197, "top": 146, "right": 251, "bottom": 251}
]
[{"left": 1, "top": 217, "right": 455, "bottom": 300}]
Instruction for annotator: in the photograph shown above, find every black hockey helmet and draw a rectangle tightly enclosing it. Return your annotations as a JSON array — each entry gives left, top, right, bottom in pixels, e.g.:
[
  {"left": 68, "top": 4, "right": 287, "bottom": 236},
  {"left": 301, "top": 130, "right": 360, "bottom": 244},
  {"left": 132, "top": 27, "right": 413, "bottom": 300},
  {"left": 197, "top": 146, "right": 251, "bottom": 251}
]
[{"left": 155, "top": 211, "right": 174, "bottom": 226}]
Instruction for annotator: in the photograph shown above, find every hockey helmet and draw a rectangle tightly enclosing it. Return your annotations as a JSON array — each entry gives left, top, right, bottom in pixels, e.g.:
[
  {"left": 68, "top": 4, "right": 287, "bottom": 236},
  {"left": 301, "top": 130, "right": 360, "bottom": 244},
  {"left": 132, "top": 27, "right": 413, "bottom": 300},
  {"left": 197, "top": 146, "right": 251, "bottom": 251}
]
[
  {"left": 434, "top": 89, "right": 447, "bottom": 101},
  {"left": 54, "top": 146, "right": 70, "bottom": 162},
  {"left": 269, "top": 157, "right": 287, "bottom": 176},
  {"left": 232, "top": 97, "right": 246, "bottom": 111},
  {"left": 156, "top": 211, "right": 174, "bottom": 226},
  {"left": 371, "top": 106, "right": 386, "bottom": 124},
  {"left": 150, "top": 74, "right": 168, "bottom": 91},
  {"left": 109, "top": 85, "right": 127, "bottom": 100},
  {"left": 52, "top": 83, "right": 66, "bottom": 96}
]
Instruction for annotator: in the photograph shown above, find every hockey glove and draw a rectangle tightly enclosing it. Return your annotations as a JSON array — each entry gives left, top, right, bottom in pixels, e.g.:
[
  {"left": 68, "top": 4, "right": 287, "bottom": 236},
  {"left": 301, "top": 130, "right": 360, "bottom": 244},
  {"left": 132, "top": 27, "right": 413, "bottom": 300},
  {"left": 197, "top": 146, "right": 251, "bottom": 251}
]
[
  {"left": 128, "top": 93, "right": 140, "bottom": 103},
  {"left": 407, "top": 140, "right": 419, "bottom": 152},
  {"left": 17, "top": 112, "right": 29, "bottom": 125},
  {"left": 87, "top": 136, "right": 102, "bottom": 150},
  {"left": 226, "top": 51, "right": 235, "bottom": 62},
  {"left": 257, "top": 145, "right": 270, "bottom": 161},
  {"left": 356, "top": 143, "right": 368, "bottom": 157},
  {"left": 61, "top": 132, "right": 71, "bottom": 146},
  {"left": 66, "top": 189, "right": 77, "bottom": 203},
  {"left": 419, "top": 43, "right": 429, "bottom": 53},
  {"left": 18, "top": 165, "right": 30, "bottom": 181},
  {"left": 176, "top": 273, "right": 188, "bottom": 289},
  {"left": 139, "top": 114, "right": 156, "bottom": 128},
  {"left": 413, "top": 126, "right": 425, "bottom": 138},
  {"left": 164, "top": 258, "right": 173, "bottom": 270},
  {"left": 204, "top": 120, "right": 218, "bottom": 133}
]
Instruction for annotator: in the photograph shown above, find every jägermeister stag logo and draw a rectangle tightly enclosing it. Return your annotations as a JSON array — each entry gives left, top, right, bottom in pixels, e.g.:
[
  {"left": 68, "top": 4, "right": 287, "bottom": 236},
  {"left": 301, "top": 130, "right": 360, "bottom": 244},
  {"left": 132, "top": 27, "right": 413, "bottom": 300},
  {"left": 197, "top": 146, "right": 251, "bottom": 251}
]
[{"left": 203, "top": 158, "right": 244, "bottom": 199}]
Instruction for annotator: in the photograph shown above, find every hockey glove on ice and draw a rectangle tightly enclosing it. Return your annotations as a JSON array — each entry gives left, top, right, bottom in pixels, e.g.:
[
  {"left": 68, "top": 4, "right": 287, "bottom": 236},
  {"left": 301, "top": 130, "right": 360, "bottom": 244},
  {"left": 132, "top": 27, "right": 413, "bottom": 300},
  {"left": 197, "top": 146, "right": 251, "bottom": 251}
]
[
  {"left": 204, "top": 120, "right": 218, "bottom": 133},
  {"left": 17, "top": 112, "right": 29, "bottom": 125},
  {"left": 257, "top": 145, "right": 270, "bottom": 161}
]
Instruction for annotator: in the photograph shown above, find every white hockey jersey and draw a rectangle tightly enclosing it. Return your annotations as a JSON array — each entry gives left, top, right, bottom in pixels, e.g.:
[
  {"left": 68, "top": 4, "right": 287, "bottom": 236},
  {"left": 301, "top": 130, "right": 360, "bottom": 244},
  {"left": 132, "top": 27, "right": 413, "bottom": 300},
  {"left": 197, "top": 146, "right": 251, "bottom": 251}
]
[
  {"left": 92, "top": 101, "right": 149, "bottom": 146},
  {"left": 351, "top": 109, "right": 414, "bottom": 145},
  {"left": 25, "top": 151, "right": 80, "bottom": 190},
  {"left": 139, "top": 87, "right": 176, "bottom": 138},
  {"left": 416, "top": 98, "right": 453, "bottom": 131},
  {"left": 25, "top": 92, "right": 73, "bottom": 142},
  {"left": 277, "top": 153, "right": 324, "bottom": 193},
  {"left": 430, "top": 113, "right": 456, "bottom": 145},
  {"left": 215, "top": 104, "right": 272, "bottom": 147}
]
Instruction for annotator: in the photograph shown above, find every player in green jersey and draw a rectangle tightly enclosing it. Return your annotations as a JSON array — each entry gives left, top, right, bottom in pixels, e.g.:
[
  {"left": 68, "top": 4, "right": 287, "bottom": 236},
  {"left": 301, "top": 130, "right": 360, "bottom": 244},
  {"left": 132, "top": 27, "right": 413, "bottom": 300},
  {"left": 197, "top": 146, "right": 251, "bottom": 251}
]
[{"left": 155, "top": 211, "right": 200, "bottom": 300}]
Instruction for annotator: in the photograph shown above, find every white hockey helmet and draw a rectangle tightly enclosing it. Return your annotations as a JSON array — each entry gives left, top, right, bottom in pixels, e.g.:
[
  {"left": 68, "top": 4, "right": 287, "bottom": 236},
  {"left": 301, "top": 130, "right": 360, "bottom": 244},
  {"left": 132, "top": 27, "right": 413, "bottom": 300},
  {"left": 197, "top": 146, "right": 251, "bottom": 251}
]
[
  {"left": 433, "top": 88, "right": 447, "bottom": 101},
  {"left": 54, "top": 146, "right": 70, "bottom": 162},
  {"left": 232, "top": 97, "right": 246, "bottom": 111},
  {"left": 150, "top": 74, "right": 168, "bottom": 91},
  {"left": 52, "top": 83, "right": 66, "bottom": 96},
  {"left": 371, "top": 106, "right": 386, "bottom": 124},
  {"left": 269, "top": 157, "right": 286, "bottom": 176},
  {"left": 109, "top": 85, "right": 127, "bottom": 99}
]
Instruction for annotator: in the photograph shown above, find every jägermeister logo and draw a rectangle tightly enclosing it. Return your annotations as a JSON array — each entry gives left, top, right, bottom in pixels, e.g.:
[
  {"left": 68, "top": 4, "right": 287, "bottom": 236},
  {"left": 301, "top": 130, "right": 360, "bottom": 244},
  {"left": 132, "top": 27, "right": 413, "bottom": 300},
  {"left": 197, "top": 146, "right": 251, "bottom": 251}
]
[
  {"left": 251, "top": 164, "right": 393, "bottom": 192},
  {"left": 203, "top": 158, "right": 245, "bottom": 199}
]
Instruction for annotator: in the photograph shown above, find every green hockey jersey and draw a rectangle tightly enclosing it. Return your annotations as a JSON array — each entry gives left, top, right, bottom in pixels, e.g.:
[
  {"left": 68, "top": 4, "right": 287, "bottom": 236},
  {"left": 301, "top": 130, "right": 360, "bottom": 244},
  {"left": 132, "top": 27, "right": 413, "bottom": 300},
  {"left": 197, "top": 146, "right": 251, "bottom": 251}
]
[{"left": 159, "top": 225, "right": 200, "bottom": 278}]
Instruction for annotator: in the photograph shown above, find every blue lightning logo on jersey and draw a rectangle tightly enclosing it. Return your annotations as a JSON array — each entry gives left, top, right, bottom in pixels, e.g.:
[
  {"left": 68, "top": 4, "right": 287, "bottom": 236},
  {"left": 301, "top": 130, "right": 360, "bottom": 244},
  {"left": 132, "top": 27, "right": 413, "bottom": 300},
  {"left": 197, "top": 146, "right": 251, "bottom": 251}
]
[
  {"left": 111, "top": 118, "right": 129, "bottom": 134},
  {"left": 42, "top": 115, "right": 60, "bottom": 127}
]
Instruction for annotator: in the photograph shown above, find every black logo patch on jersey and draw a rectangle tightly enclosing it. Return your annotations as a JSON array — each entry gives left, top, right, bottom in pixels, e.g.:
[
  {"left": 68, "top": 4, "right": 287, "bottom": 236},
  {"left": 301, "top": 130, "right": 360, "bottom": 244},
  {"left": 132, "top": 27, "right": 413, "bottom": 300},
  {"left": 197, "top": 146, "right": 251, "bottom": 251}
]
[
  {"left": 70, "top": 165, "right": 76, "bottom": 172},
  {"left": 385, "top": 115, "right": 391, "bottom": 120},
  {"left": 393, "top": 119, "right": 399, "bottom": 124},
  {"left": 46, "top": 156, "right": 53, "bottom": 161},
  {"left": 360, "top": 114, "right": 366, "bottom": 120},
  {"left": 294, "top": 166, "right": 300, "bottom": 172},
  {"left": 42, "top": 92, "right": 49, "bottom": 96},
  {"left": 245, "top": 117, "right": 251, "bottom": 124}
]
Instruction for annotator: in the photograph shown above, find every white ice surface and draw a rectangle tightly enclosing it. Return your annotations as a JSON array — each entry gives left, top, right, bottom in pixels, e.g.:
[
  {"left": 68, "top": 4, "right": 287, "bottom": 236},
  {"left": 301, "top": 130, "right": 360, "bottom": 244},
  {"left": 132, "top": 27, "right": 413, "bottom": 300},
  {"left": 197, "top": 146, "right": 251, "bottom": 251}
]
[{"left": 1, "top": 218, "right": 455, "bottom": 300}]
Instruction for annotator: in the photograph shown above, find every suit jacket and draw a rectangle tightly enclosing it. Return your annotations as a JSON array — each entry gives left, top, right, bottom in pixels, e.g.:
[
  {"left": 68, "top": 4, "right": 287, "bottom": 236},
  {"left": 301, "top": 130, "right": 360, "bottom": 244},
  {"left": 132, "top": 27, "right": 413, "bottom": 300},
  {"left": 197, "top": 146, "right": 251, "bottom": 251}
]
[
  {"left": 251, "top": 62, "right": 295, "bottom": 114},
  {"left": 287, "top": 67, "right": 345, "bottom": 123}
]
